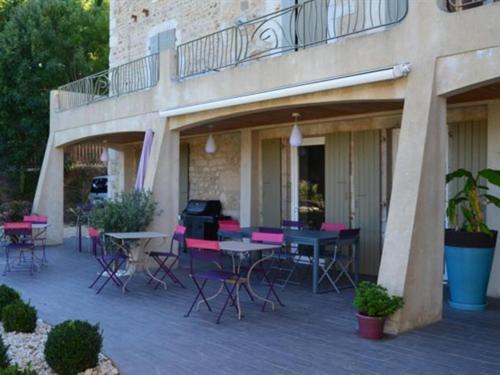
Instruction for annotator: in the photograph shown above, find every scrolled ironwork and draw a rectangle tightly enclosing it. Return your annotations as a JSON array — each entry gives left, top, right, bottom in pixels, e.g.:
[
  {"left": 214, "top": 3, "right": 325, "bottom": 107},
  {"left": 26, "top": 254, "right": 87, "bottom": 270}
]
[
  {"left": 57, "top": 53, "right": 159, "bottom": 111},
  {"left": 177, "top": 0, "right": 408, "bottom": 79}
]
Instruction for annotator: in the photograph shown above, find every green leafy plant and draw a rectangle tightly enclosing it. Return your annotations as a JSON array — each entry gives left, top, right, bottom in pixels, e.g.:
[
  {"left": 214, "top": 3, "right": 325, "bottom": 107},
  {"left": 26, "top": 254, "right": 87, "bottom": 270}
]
[
  {"left": 446, "top": 168, "right": 500, "bottom": 234},
  {"left": 2, "top": 301, "right": 37, "bottom": 333},
  {"left": 0, "top": 365, "right": 37, "bottom": 375},
  {"left": 0, "top": 201, "right": 32, "bottom": 224},
  {"left": 88, "top": 190, "right": 158, "bottom": 233},
  {"left": 44, "top": 320, "right": 102, "bottom": 375},
  {"left": 353, "top": 281, "right": 404, "bottom": 317},
  {"left": 0, "top": 337, "right": 10, "bottom": 369},
  {"left": 0, "top": 285, "right": 20, "bottom": 319}
]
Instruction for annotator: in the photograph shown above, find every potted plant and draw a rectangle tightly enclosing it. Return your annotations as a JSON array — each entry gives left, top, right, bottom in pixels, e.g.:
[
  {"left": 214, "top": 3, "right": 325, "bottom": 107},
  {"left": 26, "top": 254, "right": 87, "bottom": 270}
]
[
  {"left": 353, "top": 281, "right": 404, "bottom": 340},
  {"left": 445, "top": 168, "right": 500, "bottom": 310}
]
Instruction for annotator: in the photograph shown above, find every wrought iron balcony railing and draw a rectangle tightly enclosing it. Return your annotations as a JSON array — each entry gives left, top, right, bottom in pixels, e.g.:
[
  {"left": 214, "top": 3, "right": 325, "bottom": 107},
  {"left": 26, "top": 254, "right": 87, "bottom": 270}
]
[
  {"left": 57, "top": 54, "right": 159, "bottom": 111},
  {"left": 177, "top": 0, "right": 408, "bottom": 79}
]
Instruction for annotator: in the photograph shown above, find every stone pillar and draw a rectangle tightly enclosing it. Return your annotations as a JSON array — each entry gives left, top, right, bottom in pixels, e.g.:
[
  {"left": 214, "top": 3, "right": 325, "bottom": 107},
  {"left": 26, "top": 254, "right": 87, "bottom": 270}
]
[
  {"left": 378, "top": 65, "right": 447, "bottom": 333},
  {"left": 107, "top": 147, "right": 124, "bottom": 198},
  {"left": 239, "top": 129, "right": 259, "bottom": 227},
  {"left": 487, "top": 101, "right": 500, "bottom": 297},
  {"left": 144, "top": 118, "right": 179, "bottom": 236},
  {"left": 32, "top": 133, "right": 64, "bottom": 245}
]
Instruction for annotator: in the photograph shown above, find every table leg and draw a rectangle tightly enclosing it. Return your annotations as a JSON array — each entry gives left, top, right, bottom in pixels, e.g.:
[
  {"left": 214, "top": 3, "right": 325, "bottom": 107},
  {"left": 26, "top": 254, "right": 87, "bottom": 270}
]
[
  {"left": 143, "top": 238, "right": 168, "bottom": 290},
  {"left": 313, "top": 242, "right": 319, "bottom": 294},
  {"left": 246, "top": 250, "right": 275, "bottom": 311},
  {"left": 78, "top": 221, "right": 82, "bottom": 253}
]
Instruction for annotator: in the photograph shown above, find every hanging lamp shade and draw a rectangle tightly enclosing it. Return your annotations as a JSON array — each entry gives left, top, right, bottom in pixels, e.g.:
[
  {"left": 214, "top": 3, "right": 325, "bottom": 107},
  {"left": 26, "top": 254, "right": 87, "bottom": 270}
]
[
  {"left": 205, "top": 134, "right": 217, "bottom": 154},
  {"left": 100, "top": 147, "right": 108, "bottom": 163},
  {"left": 289, "top": 113, "right": 303, "bottom": 146}
]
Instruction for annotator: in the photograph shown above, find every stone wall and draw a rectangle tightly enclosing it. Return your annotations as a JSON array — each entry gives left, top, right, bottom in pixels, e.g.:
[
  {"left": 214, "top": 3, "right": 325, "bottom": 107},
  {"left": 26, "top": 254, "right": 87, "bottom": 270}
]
[
  {"left": 109, "top": 0, "right": 280, "bottom": 67},
  {"left": 185, "top": 133, "right": 241, "bottom": 219}
]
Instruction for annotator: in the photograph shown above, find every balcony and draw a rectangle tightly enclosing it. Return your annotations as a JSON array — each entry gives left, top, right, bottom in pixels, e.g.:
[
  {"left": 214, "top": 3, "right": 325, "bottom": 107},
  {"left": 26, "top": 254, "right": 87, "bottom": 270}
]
[
  {"left": 57, "top": 54, "right": 159, "bottom": 111},
  {"left": 177, "top": 0, "right": 408, "bottom": 79}
]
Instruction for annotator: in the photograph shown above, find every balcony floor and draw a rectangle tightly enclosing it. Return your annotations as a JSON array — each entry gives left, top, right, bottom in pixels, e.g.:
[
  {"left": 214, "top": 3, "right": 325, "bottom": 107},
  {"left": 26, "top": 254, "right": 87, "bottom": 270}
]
[{"left": 2, "top": 240, "right": 499, "bottom": 375}]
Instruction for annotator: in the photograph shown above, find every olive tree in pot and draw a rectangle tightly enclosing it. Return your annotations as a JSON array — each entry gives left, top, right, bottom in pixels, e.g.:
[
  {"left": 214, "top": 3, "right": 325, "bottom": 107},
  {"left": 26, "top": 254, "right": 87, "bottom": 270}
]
[
  {"left": 445, "top": 168, "right": 500, "bottom": 310},
  {"left": 353, "top": 281, "right": 404, "bottom": 340}
]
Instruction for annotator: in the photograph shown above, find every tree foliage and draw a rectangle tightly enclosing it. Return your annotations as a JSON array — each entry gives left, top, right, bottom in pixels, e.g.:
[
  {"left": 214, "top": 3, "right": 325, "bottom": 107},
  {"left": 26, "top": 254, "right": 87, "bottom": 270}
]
[{"left": 0, "top": 0, "right": 109, "bottom": 199}]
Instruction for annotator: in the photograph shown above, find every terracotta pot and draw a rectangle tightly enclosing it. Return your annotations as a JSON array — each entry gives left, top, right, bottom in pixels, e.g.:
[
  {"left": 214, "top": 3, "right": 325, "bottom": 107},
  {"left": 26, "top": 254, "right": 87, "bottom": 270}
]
[{"left": 356, "top": 313, "right": 385, "bottom": 340}]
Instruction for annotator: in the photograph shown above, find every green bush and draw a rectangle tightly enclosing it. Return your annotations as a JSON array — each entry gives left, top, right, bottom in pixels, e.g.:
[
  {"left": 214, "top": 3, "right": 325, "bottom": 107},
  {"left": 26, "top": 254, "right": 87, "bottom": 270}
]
[
  {"left": 1, "top": 301, "right": 37, "bottom": 334},
  {"left": 0, "top": 365, "right": 37, "bottom": 375},
  {"left": 0, "top": 201, "right": 32, "bottom": 225},
  {"left": 0, "top": 337, "right": 10, "bottom": 369},
  {"left": 353, "top": 281, "right": 404, "bottom": 317},
  {"left": 44, "top": 320, "right": 102, "bottom": 375},
  {"left": 88, "top": 190, "right": 158, "bottom": 233},
  {"left": 0, "top": 285, "right": 20, "bottom": 319}
]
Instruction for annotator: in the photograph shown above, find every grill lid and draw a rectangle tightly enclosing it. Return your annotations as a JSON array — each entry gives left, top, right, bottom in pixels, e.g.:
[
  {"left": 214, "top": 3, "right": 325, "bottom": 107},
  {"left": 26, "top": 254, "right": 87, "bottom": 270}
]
[{"left": 183, "top": 200, "right": 222, "bottom": 216}]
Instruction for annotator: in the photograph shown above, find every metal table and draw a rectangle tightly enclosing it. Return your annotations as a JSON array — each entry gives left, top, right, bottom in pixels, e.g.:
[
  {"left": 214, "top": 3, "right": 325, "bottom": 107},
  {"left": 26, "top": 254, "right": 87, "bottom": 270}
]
[
  {"left": 105, "top": 231, "right": 169, "bottom": 292},
  {"left": 219, "top": 227, "right": 358, "bottom": 294}
]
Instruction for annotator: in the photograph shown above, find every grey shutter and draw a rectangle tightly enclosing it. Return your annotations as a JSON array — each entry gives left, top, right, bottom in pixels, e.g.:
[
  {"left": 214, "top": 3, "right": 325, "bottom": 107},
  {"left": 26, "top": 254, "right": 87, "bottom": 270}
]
[
  {"left": 179, "top": 143, "right": 190, "bottom": 213},
  {"left": 262, "top": 139, "right": 282, "bottom": 227},
  {"left": 149, "top": 34, "right": 159, "bottom": 54},
  {"left": 325, "top": 132, "right": 350, "bottom": 225},
  {"left": 353, "top": 130, "right": 381, "bottom": 276},
  {"left": 448, "top": 120, "right": 487, "bottom": 224}
]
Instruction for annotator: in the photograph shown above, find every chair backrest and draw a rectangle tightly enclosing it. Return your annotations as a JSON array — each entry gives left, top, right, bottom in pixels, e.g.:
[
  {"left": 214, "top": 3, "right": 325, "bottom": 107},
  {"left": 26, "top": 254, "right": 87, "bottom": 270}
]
[
  {"left": 3, "top": 222, "right": 32, "bottom": 237},
  {"left": 251, "top": 231, "right": 284, "bottom": 246},
  {"left": 172, "top": 225, "right": 187, "bottom": 242},
  {"left": 185, "top": 238, "right": 222, "bottom": 268},
  {"left": 338, "top": 228, "right": 361, "bottom": 243},
  {"left": 87, "top": 227, "right": 100, "bottom": 240},
  {"left": 219, "top": 219, "right": 239, "bottom": 226},
  {"left": 23, "top": 215, "right": 48, "bottom": 224},
  {"left": 218, "top": 221, "right": 241, "bottom": 232},
  {"left": 282, "top": 220, "right": 303, "bottom": 230},
  {"left": 87, "top": 227, "right": 102, "bottom": 255},
  {"left": 258, "top": 226, "right": 283, "bottom": 234},
  {"left": 320, "top": 222, "right": 347, "bottom": 232}
]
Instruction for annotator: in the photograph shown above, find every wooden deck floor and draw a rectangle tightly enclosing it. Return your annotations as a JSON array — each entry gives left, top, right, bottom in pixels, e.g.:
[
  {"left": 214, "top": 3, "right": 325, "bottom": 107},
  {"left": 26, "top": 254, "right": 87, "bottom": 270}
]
[{"left": 1, "top": 240, "right": 499, "bottom": 375}]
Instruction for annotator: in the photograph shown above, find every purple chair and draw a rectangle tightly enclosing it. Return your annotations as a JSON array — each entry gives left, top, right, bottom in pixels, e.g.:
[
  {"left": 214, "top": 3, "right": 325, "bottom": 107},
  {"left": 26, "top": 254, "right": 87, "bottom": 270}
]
[
  {"left": 24, "top": 215, "right": 48, "bottom": 264},
  {"left": 184, "top": 238, "right": 240, "bottom": 324},
  {"left": 88, "top": 227, "right": 129, "bottom": 294},
  {"left": 318, "top": 228, "right": 361, "bottom": 293},
  {"left": 146, "top": 225, "right": 186, "bottom": 289},
  {"left": 3, "top": 223, "right": 36, "bottom": 275}
]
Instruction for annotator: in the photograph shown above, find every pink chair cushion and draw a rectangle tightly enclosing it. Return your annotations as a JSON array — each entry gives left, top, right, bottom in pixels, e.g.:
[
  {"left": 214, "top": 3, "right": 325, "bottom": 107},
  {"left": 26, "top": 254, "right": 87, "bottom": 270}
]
[
  {"left": 219, "top": 219, "right": 239, "bottom": 225},
  {"left": 320, "top": 222, "right": 347, "bottom": 232},
  {"left": 88, "top": 227, "right": 99, "bottom": 239},
  {"left": 186, "top": 238, "right": 220, "bottom": 252},
  {"left": 251, "top": 232, "right": 284, "bottom": 245},
  {"left": 218, "top": 222, "right": 241, "bottom": 232},
  {"left": 4, "top": 222, "right": 32, "bottom": 230},
  {"left": 23, "top": 215, "right": 48, "bottom": 224},
  {"left": 175, "top": 225, "right": 187, "bottom": 234}
]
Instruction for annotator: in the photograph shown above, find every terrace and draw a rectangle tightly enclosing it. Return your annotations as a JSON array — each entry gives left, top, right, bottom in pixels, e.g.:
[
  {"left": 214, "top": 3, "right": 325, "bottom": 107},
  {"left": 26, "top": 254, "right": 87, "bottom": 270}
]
[{"left": 2, "top": 239, "right": 499, "bottom": 374}]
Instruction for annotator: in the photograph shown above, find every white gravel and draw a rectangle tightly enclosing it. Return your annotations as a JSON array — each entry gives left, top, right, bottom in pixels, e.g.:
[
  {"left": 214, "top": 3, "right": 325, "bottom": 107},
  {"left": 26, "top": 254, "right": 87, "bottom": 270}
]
[{"left": 0, "top": 319, "right": 119, "bottom": 374}]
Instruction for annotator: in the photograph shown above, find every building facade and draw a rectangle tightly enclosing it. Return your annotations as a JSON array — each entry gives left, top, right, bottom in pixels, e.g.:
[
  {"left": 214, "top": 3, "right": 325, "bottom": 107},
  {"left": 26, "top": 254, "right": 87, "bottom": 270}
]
[{"left": 35, "top": 0, "right": 500, "bottom": 333}]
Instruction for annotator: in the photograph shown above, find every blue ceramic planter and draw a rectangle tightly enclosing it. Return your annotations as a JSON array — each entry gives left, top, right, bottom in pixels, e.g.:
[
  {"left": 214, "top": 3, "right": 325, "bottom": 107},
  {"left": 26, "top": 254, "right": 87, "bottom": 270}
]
[{"left": 445, "top": 245, "right": 495, "bottom": 310}]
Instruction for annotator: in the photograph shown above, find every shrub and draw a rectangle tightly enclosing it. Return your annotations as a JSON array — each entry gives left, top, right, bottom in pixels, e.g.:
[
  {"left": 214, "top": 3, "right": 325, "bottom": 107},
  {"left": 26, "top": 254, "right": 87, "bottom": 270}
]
[
  {"left": 88, "top": 190, "right": 158, "bottom": 233},
  {"left": 0, "top": 365, "right": 37, "bottom": 375},
  {"left": 0, "top": 201, "right": 32, "bottom": 225},
  {"left": 353, "top": 281, "right": 404, "bottom": 318},
  {"left": 0, "top": 285, "right": 20, "bottom": 319},
  {"left": 44, "top": 320, "right": 102, "bottom": 375},
  {"left": 1, "top": 301, "right": 37, "bottom": 333},
  {"left": 0, "top": 337, "right": 10, "bottom": 369}
]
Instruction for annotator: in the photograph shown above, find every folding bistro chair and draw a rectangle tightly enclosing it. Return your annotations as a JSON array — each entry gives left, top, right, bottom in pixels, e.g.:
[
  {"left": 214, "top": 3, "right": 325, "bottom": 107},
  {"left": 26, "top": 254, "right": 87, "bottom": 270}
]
[
  {"left": 3, "top": 223, "right": 36, "bottom": 275},
  {"left": 218, "top": 220, "right": 242, "bottom": 240},
  {"left": 297, "top": 222, "right": 347, "bottom": 266},
  {"left": 249, "top": 231, "right": 285, "bottom": 311},
  {"left": 146, "top": 225, "right": 186, "bottom": 289},
  {"left": 23, "top": 215, "right": 48, "bottom": 264},
  {"left": 184, "top": 238, "right": 240, "bottom": 324},
  {"left": 318, "top": 228, "right": 360, "bottom": 293},
  {"left": 261, "top": 220, "right": 303, "bottom": 288},
  {"left": 88, "top": 227, "right": 129, "bottom": 294}
]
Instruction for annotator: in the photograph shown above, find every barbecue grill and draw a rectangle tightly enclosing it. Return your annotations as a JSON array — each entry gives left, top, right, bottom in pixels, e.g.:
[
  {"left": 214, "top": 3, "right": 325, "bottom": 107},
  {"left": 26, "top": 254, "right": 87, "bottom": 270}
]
[{"left": 181, "top": 200, "right": 224, "bottom": 240}]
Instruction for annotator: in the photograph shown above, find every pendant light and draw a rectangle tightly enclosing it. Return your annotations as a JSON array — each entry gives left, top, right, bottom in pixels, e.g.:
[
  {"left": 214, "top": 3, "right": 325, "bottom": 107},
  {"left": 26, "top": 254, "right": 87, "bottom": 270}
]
[
  {"left": 289, "top": 112, "right": 303, "bottom": 147},
  {"left": 100, "top": 141, "right": 108, "bottom": 163},
  {"left": 205, "top": 126, "right": 217, "bottom": 154}
]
